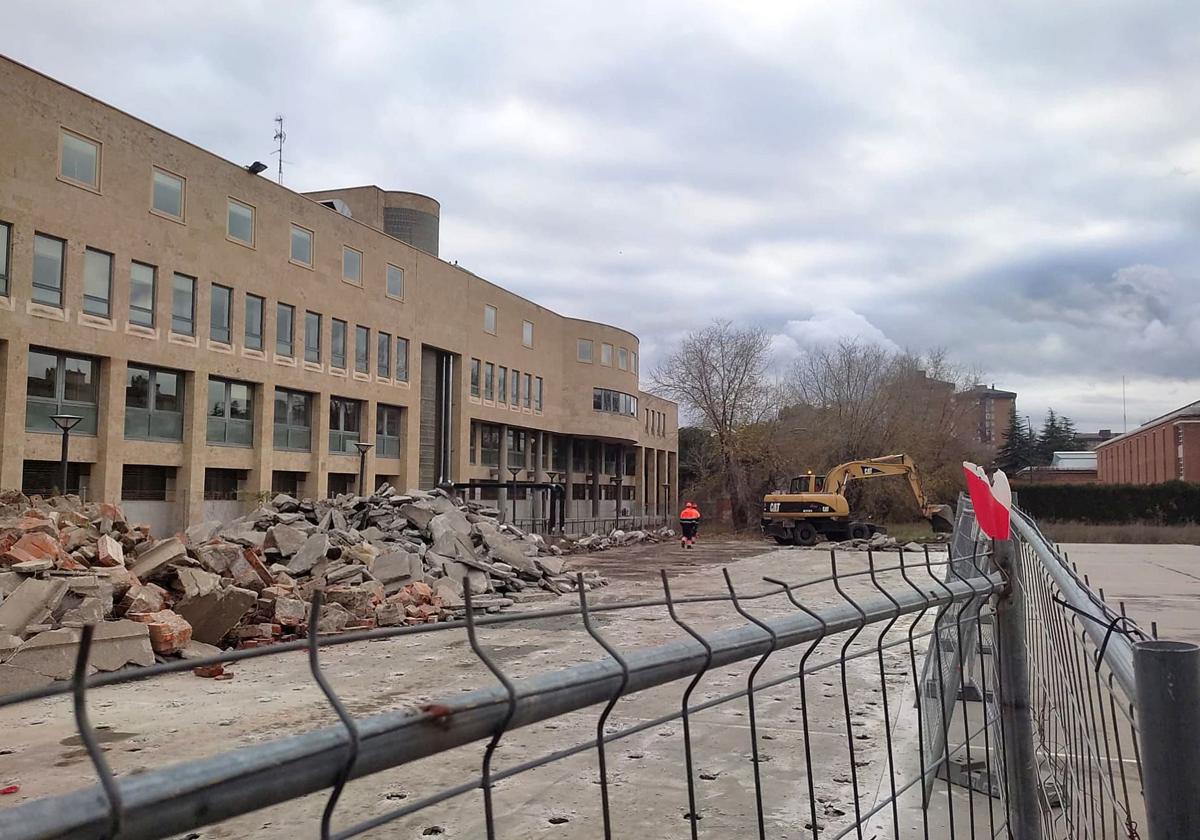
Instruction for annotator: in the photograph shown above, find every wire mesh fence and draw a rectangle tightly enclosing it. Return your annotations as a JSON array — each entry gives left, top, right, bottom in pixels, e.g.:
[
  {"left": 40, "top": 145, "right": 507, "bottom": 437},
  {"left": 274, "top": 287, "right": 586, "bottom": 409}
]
[{"left": 0, "top": 499, "right": 1192, "bottom": 839}]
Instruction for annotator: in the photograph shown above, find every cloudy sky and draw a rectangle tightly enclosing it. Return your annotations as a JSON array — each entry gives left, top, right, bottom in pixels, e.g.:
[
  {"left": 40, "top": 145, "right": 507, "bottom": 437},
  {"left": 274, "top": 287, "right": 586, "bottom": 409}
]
[{"left": 5, "top": 1, "right": 1199, "bottom": 431}]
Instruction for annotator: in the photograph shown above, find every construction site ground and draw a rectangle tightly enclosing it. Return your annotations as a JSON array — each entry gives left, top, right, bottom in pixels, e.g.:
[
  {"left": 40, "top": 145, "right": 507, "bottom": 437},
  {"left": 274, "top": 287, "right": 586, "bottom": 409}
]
[{"left": 1, "top": 537, "right": 1000, "bottom": 839}]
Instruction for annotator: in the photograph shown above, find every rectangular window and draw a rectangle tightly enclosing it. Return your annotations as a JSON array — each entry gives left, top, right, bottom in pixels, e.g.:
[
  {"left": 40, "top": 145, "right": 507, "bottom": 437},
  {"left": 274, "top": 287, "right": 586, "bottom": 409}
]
[
  {"left": 354, "top": 325, "right": 369, "bottom": 373},
  {"left": 277, "top": 303, "right": 295, "bottom": 356},
  {"left": 469, "top": 421, "right": 478, "bottom": 464},
  {"left": 204, "top": 468, "right": 243, "bottom": 501},
  {"left": 227, "top": 198, "right": 254, "bottom": 245},
  {"left": 592, "top": 387, "right": 637, "bottom": 417},
  {"left": 245, "top": 294, "right": 264, "bottom": 350},
  {"left": 331, "top": 319, "right": 347, "bottom": 369},
  {"left": 522, "top": 320, "right": 534, "bottom": 348},
  {"left": 26, "top": 349, "right": 99, "bottom": 435},
  {"left": 207, "top": 378, "right": 253, "bottom": 446},
  {"left": 470, "top": 358, "right": 481, "bottom": 398},
  {"left": 122, "top": 465, "right": 170, "bottom": 502},
  {"left": 511, "top": 368, "right": 520, "bottom": 405},
  {"left": 632, "top": 351, "right": 638, "bottom": 373},
  {"left": 328, "top": 396, "right": 362, "bottom": 454},
  {"left": 553, "top": 437, "right": 568, "bottom": 472},
  {"left": 343, "top": 246, "right": 363, "bottom": 284},
  {"left": 601, "top": 343, "right": 613, "bottom": 366},
  {"left": 523, "top": 373, "right": 532, "bottom": 409},
  {"left": 387, "top": 264, "right": 404, "bottom": 298},
  {"left": 129, "top": 261, "right": 156, "bottom": 327},
  {"left": 290, "top": 225, "right": 313, "bottom": 266},
  {"left": 395, "top": 336, "right": 409, "bottom": 381},
  {"left": 60, "top": 130, "right": 99, "bottom": 189},
  {"left": 483, "top": 304, "right": 497, "bottom": 334},
  {"left": 573, "top": 441, "right": 588, "bottom": 473},
  {"left": 498, "top": 366, "right": 508, "bottom": 404},
  {"left": 376, "top": 404, "right": 403, "bottom": 458},
  {"left": 618, "top": 347, "right": 629, "bottom": 371},
  {"left": 484, "top": 362, "right": 495, "bottom": 400},
  {"left": 83, "top": 248, "right": 112, "bottom": 317},
  {"left": 535, "top": 377, "right": 543, "bottom": 412},
  {"left": 375, "top": 331, "right": 390, "bottom": 377},
  {"left": 171, "top": 273, "right": 195, "bottom": 335},
  {"left": 209, "top": 283, "right": 232, "bottom": 343},
  {"left": 0, "top": 221, "right": 9, "bottom": 296},
  {"left": 273, "top": 388, "right": 312, "bottom": 451},
  {"left": 577, "top": 339, "right": 593, "bottom": 362},
  {"left": 305, "top": 311, "right": 322, "bottom": 363},
  {"left": 507, "top": 428, "right": 527, "bottom": 470},
  {"left": 124, "top": 365, "right": 183, "bottom": 441},
  {"left": 32, "top": 234, "right": 65, "bottom": 307},
  {"left": 151, "top": 168, "right": 184, "bottom": 220},
  {"left": 480, "top": 423, "right": 501, "bottom": 467}
]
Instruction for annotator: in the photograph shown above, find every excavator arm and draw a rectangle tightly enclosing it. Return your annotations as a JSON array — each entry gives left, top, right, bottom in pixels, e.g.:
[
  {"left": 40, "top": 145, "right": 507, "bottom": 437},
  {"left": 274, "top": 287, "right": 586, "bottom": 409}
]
[{"left": 824, "top": 455, "right": 954, "bottom": 533}]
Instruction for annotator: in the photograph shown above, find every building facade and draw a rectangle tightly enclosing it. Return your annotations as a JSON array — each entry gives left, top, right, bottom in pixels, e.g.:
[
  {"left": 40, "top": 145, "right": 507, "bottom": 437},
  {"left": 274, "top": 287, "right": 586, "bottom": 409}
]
[
  {"left": 0, "top": 56, "right": 678, "bottom": 533},
  {"left": 956, "top": 384, "right": 1017, "bottom": 447},
  {"left": 1096, "top": 401, "right": 1200, "bottom": 485}
]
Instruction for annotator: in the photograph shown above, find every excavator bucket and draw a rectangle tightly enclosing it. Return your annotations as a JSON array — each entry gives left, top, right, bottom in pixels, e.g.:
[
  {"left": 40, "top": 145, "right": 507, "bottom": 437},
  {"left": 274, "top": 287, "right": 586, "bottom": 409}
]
[{"left": 925, "top": 504, "right": 955, "bottom": 534}]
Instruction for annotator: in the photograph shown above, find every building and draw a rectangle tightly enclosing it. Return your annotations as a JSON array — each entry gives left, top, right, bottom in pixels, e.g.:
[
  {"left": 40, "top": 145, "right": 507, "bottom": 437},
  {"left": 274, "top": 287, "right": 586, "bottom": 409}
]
[
  {"left": 1096, "top": 401, "right": 1200, "bottom": 484},
  {"left": 1074, "top": 429, "right": 1115, "bottom": 450},
  {"left": 0, "top": 55, "right": 678, "bottom": 533},
  {"left": 955, "top": 384, "right": 1017, "bottom": 446},
  {"left": 1013, "top": 451, "right": 1099, "bottom": 485}
]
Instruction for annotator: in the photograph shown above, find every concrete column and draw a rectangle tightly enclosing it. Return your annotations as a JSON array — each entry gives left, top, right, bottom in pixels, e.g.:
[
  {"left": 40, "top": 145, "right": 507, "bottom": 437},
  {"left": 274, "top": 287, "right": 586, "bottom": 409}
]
[
  {"left": 0, "top": 339, "right": 29, "bottom": 489},
  {"left": 635, "top": 446, "right": 646, "bottom": 518},
  {"left": 245, "top": 383, "right": 274, "bottom": 501},
  {"left": 646, "top": 447, "right": 657, "bottom": 523},
  {"left": 564, "top": 435, "right": 576, "bottom": 524},
  {"left": 176, "top": 369, "right": 209, "bottom": 526},
  {"left": 591, "top": 440, "right": 601, "bottom": 519},
  {"left": 497, "top": 423, "right": 509, "bottom": 523},
  {"left": 91, "top": 356, "right": 127, "bottom": 505},
  {"left": 532, "top": 430, "right": 546, "bottom": 523},
  {"left": 658, "top": 450, "right": 669, "bottom": 518},
  {"left": 311, "top": 391, "right": 330, "bottom": 499},
  {"left": 361, "top": 398, "right": 377, "bottom": 494}
]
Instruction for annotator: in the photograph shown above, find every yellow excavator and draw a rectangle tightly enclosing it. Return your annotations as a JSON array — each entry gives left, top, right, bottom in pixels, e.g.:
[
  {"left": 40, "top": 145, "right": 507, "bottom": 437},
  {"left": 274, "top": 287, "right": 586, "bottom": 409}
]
[{"left": 761, "top": 454, "right": 954, "bottom": 546}]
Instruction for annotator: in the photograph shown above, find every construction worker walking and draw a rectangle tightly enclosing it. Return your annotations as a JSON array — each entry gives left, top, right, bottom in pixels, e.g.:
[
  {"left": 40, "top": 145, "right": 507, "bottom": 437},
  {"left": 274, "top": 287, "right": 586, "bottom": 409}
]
[{"left": 679, "top": 501, "right": 702, "bottom": 548}]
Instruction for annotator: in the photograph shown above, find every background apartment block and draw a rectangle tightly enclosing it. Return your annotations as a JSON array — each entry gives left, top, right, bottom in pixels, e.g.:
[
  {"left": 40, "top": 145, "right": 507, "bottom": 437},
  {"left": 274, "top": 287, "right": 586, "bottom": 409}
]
[{"left": 0, "top": 56, "right": 679, "bottom": 533}]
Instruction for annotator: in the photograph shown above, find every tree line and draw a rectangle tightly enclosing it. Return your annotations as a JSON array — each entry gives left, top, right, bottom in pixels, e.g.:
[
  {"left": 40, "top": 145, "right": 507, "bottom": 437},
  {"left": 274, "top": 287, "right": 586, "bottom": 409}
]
[{"left": 995, "top": 406, "right": 1087, "bottom": 473}]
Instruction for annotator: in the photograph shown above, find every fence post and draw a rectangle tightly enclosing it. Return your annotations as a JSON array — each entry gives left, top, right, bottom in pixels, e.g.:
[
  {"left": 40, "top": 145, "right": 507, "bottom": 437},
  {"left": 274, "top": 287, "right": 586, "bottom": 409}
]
[
  {"left": 994, "top": 537, "right": 1042, "bottom": 839},
  {"left": 1134, "top": 640, "right": 1200, "bottom": 840}
]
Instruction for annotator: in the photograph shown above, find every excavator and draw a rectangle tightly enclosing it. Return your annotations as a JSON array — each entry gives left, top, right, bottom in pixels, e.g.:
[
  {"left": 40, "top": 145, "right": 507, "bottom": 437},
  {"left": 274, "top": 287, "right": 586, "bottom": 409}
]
[{"left": 761, "top": 454, "right": 954, "bottom": 546}]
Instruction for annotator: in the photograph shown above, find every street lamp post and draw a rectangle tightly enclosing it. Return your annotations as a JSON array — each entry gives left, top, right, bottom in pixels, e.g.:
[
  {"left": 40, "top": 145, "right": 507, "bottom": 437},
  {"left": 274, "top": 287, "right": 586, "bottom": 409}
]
[
  {"left": 507, "top": 467, "right": 523, "bottom": 526},
  {"left": 662, "top": 481, "right": 671, "bottom": 522},
  {"left": 50, "top": 414, "right": 83, "bottom": 496},
  {"left": 545, "top": 471, "right": 559, "bottom": 532},
  {"left": 353, "top": 441, "right": 375, "bottom": 497},
  {"left": 610, "top": 475, "right": 623, "bottom": 532}
]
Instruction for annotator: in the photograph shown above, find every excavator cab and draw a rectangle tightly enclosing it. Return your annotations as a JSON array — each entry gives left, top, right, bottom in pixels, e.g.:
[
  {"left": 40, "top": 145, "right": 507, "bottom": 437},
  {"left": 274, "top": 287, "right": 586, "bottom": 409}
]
[{"left": 788, "top": 473, "right": 824, "bottom": 494}]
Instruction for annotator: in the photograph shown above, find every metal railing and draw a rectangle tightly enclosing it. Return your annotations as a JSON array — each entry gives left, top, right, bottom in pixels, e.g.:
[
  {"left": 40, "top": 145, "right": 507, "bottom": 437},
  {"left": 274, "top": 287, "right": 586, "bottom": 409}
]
[{"left": 0, "top": 501, "right": 1196, "bottom": 839}]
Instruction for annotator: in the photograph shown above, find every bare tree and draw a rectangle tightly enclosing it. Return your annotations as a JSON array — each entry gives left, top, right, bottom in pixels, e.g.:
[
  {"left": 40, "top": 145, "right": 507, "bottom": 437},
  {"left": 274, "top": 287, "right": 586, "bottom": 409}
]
[{"left": 652, "top": 320, "right": 773, "bottom": 528}]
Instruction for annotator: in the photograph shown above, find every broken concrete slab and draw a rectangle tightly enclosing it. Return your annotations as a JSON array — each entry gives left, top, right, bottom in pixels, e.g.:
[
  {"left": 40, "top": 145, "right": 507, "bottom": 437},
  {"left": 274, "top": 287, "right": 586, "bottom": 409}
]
[
  {"left": 128, "top": 537, "right": 186, "bottom": 580},
  {"left": 371, "top": 551, "right": 424, "bottom": 592},
  {"left": 175, "top": 568, "right": 222, "bottom": 600},
  {"left": 121, "top": 582, "right": 169, "bottom": 615},
  {"left": 11, "top": 558, "right": 54, "bottom": 574},
  {"left": 180, "top": 639, "right": 224, "bottom": 660},
  {"left": 533, "top": 554, "right": 566, "bottom": 577},
  {"left": 286, "top": 534, "right": 330, "bottom": 574},
  {"left": 399, "top": 504, "right": 435, "bottom": 532},
  {"left": 192, "top": 541, "right": 242, "bottom": 575},
  {"left": 175, "top": 586, "right": 256, "bottom": 645},
  {"left": 484, "top": 534, "right": 540, "bottom": 576},
  {"left": 227, "top": 548, "right": 273, "bottom": 591},
  {"left": 265, "top": 523, "right": 307, "bottom": 558},
  {"left": 0, "top": 578, "right": 69, "bottom": 636},
  {"left": 429, "top": 510, "right": 472, "bottom": 545},
  {"left": 58, "top": 597, "right": 106, "bottom": 626},
  {"left": 184, "top": 520, "right": 223, "bottom": 546}
]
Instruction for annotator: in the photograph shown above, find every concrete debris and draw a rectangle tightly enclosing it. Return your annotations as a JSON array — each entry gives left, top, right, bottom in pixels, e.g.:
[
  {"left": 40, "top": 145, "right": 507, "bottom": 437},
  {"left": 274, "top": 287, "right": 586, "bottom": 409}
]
[
  {"left": 128, "top": 537, "right": 186, "bottom": 580},
  {"left": 129, "top": 609, "right": 193, "bottom": 655}
]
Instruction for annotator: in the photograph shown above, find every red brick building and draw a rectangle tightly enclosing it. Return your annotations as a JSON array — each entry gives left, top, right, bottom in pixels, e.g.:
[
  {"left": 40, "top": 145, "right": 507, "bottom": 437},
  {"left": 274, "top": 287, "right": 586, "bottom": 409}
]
[{"left": 1096, "top": 400, "right": 1200, "bottom": 484}]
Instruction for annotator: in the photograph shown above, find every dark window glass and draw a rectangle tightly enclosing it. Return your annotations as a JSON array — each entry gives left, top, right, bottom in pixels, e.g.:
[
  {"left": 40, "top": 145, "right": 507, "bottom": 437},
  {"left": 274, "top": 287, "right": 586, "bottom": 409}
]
[
  {"left": 25, "top": 350, "right": 98, "bottom": 435},
  {"left": 498, "top": 367, "right": 507, "bottom": 404},
  {"left": 172, "top": 274, "right": 196, "bottom": 335},
  {"left": 245, "top": 294, "right": 264, "bottom": 350},
  {"left": 523, "top": 373, "right": 532, "bottom": 409},
  {"left": 470, "top": 358, "right": 481, "bottom": 397},
  {"left": 305, "top": 311, "right": 321, "bottom": 363},
  {"left": 481, "top": 424, "right": 501, "bottom": 467},
  {"left": 535, "top": 377, "right": 543, "bottom": 411},
  {"left": 511, "top": 369, "right": 520, "bottom": 404},
  {"left": 290, "top": 225, "right": 312, "bottom": 265},
  {"left": 129, "top": 262, "right": 156, "bottom": 326},
  {"left": 376, "top": 404, "right": 403, "bottom": 458},
  {"left": 354, "top": 325, "right": 369, "bottom": 373},
  {"left": 0, "top": 222, "right": 10, "bottom": 296},
  {"left": 32, "top": 234, "right": 65, "bottom": 307},
  {"left": 329, "top": 396, "right": 361, "bottom": 454},
  {"left": 210, "top": 284, "right": 231, "bottom": 343},
  {"left": 387, "top": 264, "right": 404, "bottom": 297},
  {"left": 83, "top": 248, "right": 112, "bottom": 317},
  {"left": 273, "top": 388, "right": 311, "bottom": 451},
  {"left": 332, "top": 319, "right": 347, "bottom": 369},
  {"left": 484, "top": 363, "right": 494, "bottom": 400},
  {"left": 395, "top": 337, "right": 408, "bottom": 381},
  {"left": 277, "top": 303, "right": 294, "bottom": 356},
  {"left": 125, "top": 365, "right": 183, "bottom": 441},
  {"left": 378, "top": 331, "right": 391, "bottom": 377}
]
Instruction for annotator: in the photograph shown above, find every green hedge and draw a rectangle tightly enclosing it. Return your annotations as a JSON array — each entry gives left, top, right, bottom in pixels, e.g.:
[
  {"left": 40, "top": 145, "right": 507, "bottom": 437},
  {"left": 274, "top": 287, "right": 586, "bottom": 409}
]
[{"left": 1014, "top": 481, "right": 1200, "bottom": 525}]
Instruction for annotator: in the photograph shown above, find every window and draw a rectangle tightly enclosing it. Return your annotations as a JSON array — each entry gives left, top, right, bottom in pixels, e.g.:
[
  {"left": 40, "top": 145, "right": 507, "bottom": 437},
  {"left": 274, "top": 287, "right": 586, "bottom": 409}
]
[
  {"left": 498, "top": 367, "right": 508, "bottom": 404},
  {"left": 522, "top": 320, "right": 534, "bottom": 348},
  {"left": 342, "top": 246, "right": 362, "bottom": 284},
  {"left": 245, "top": 294, "right": 264, "bottom": 350},
  {"left": 209, "top": 283, "right": 231, "bottom": 342},
  {"left": 601, "top": 343, "right": 613, "bottom": 366},
  {"left": 395, "top": 336, "right": 409, "bottom": 382},
  {"left": 122, "top": 465, "right": 170, "bottom": 502},
  {"left": 32, "top": 234, "right": 65, "bottom": 307},
  {"left": 511, "top": 368, "right": 520, "bottom": 405},
  {"left": 535, "top": 376, "right": 543, "bottom": 412},
  {"left": 625, "top": 450, "right": 637, "bottom": 476},
  {"left": 523, "top": 373, "right": 532, "bottom": 409},
  {"left": 305, "top": 311, "right": 322, "bottom": 363},
  {"left": 151, "top": 168, "right": 184, "bottom": 220},
  {"left": 618, "top": 347, "right": 629, "bottom": 371},
  {"left": 577, "top": 339, "right": 593, "bottom": 363},
  {"left": 469, "top": 421, "right": 478, "bottom": 464},
  {"left": 632, "top": 351, "right": 638, "bottom": 373},
  {"left": 573, "top": 440, "right": 588, "bottom": 473},
  {"left": 60, "top": 130, "right": 99, "bottom": 189},
  {"left": 0, "top": 221, "right": 9, "bottom": 296},
  {"left": 553, "top": 437, "right": 568, "bottom": 472},
  {"left": 204, "top": 469, "right": 243, "bottom": 501},
  {"left": 227, "top": 199, "right": 254, "bottom": 245},
  {"left": 507, "top": 428, "right": 527, "bottom": 469},
  {"left": 378, "top": 331, "right": 391, "bottom": 377},
  {"left": 207, "top": 378, "right": 253, "bottom": 446},
  {"left": 484, "top": 362, "right": 495, "bottom": 400},
  {"left": 83, "top": 248, "right": 112, "bottom": 317},
  {"left": 273, "top": 388, "right": 312, "bottom": 451},
  {"left": 354, "top": 325, "right": 369, "bottom": 373},
  {"left": 376, "top": 404, "right": 403, "bottom": 458},
  {"left": 592, "top": 388, "right": 638, "bottom": 417},
  {"left": 129, "top": 262, "right": 156, "bottom": 327},
  {"left": 470, "top": 358, "right": 481, "bottom": 398},
  {"left": 290, "top": 225, "right": 313, "bottom": 266},
  {"left": 604, "top": 444, "right": 617, "bottom": 475},
  {"left": 481, "top": 424, "right": 501, "bottom": 467},
  {"left": 328, "top": 396, "right": 362, "bottom": 453},
  {"left": 387, "top": 264, "right": 404, "bottom": 298},
  {"left": 331, "top": 319, "right": 347, "bottom": 369},
  {"left": 125, "top": 365, "right": 183, "bottom": 441},
  {"left": 26, "top": 349, "right": 98, "bottom": 435},
  {"left": 170, "top": 274, "right": 195, "bottom": 335},
  {"left": 483, "top": 304, "right": 497, "bottom": 334},
  {"left": 276, "top": 303, "right": 295, "bottom": 356}
]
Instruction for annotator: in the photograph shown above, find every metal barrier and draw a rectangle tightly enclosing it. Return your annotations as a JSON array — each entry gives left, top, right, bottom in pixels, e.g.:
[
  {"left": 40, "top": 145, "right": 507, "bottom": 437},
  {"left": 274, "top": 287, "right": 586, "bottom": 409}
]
[{"left": 1, "top": 503, "right": 1196, "bottom": 839}]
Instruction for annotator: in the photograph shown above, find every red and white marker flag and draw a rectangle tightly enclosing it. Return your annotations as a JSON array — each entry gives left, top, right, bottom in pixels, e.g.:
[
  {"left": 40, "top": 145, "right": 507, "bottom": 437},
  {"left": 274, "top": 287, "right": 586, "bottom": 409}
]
[{"left": 962, "top": 462, "right": 1012, "bottom": 541}]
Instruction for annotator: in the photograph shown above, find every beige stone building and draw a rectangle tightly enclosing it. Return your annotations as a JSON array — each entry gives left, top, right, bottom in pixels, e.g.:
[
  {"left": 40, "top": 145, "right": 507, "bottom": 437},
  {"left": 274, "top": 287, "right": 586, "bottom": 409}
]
[{"left": 0, "top": 56, "right": 678, "bottom": 533}]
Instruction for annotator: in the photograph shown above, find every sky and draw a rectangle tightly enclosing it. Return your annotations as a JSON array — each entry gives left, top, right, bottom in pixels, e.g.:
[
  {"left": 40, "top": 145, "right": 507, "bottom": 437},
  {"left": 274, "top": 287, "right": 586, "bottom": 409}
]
[{"left": 4, "top": 1, "right": 1199, "bottom": 432}]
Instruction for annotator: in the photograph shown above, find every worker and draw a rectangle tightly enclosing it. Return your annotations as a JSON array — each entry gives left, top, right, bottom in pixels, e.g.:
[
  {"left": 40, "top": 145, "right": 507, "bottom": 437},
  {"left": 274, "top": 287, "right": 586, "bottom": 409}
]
[{"left": 679, "top": 501, "right": 702, "bottom": 548}]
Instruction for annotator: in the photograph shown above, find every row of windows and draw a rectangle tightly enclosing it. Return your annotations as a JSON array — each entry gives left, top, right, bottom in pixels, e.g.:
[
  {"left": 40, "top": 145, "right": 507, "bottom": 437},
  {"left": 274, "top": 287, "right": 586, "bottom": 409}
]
[
  {"left": 291, "top": 309, "right": 410, "bottom": 380},
  {"left": 469, "top": 358, "right": 543, "bottom": 412},
  {"left": 25, "top": 348, "right": 405, "bottom": 456},
  {"left": 593, "top": 388, "right": 639, "bottom": 418},
  {"left": 482, "top": 304, "right": 534, "bottom": 348},
  {"left": 467, "top": 426, "right": 639, "bottom": 479},
  {"left": 55, "top": 127, "right": 406, "bottom": 299},
  {"left": 645, "top": 408, "right": 668, "bottom": 437},
  {"left": 577, "top": 338, "right": 637, "bottom": 373}
]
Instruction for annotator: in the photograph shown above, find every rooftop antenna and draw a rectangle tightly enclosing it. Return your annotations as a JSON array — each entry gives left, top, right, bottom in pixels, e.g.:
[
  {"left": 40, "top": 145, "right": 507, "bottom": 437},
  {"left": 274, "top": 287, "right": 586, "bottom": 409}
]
[
  {"left": 1122, "top": 375, "right": 1127, "bottom": 433},
  {"left": 272, "top": 115, "right": 287, "bottom": 185}
]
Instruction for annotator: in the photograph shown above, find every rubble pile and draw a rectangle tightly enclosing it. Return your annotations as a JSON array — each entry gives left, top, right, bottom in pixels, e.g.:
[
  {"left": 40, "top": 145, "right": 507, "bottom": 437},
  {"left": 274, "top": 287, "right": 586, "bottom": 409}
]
[
  {"left": 816, "top": 532, "right": 931, "bottom": 553},
  {"left": 559, "top": 526, "right": 677, "bottom": 553},
  {"left": 0, "top": 486, "right": 609, "bottom": 688}
]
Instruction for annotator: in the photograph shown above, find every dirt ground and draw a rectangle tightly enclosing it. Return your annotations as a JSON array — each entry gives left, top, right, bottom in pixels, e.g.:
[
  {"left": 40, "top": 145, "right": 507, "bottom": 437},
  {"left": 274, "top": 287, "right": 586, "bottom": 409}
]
[{"left": 0, "top": 537, "right": 992, "bottom": 840}]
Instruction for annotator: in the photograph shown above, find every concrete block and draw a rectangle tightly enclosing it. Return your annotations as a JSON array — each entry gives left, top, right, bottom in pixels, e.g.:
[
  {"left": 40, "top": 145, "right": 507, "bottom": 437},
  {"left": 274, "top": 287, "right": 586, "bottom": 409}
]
[
  {"left": 129, "top": 609, "right": 193, "bottom": 654},
  {"left": 192, "top": 541, "right": 242, "bottom": 575},
  {"left": 0, "top": 578, "right": 69, "bottom": 636},
  {"left": 129, "top": 537, "right": 186, "bottom": 579},
  {"left": 175, "top": 567, "right": 222, "bottom": 600},
  {"left": 266, "top": 523, "right": 308, "bottom": 558},
  {"left": 95, "top": 534, "right": 125, "bottom": 567},
  {"left": 399, "top": 504, "right": 435, "bottom": 532},
  {"left": 184, "top": 520, "right": 223, "bottom": 545},
  {"left": 176, "top": 585, "right": 257, "bottom": 645},
  {"left": 286, "top": 534, "right": 330, "bottom": 574}
]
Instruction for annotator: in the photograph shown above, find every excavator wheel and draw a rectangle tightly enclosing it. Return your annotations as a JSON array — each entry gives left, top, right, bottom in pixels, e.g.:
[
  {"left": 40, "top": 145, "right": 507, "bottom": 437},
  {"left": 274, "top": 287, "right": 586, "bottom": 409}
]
[
  {"left": 848, "top": 523, "right": 871, "bottom": 540},
  {"left": 792, "top": 523, "right": 819, "bottom": 547},
  {"left": 773, "top": 536, "right": 791, "bottom": 546}
]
